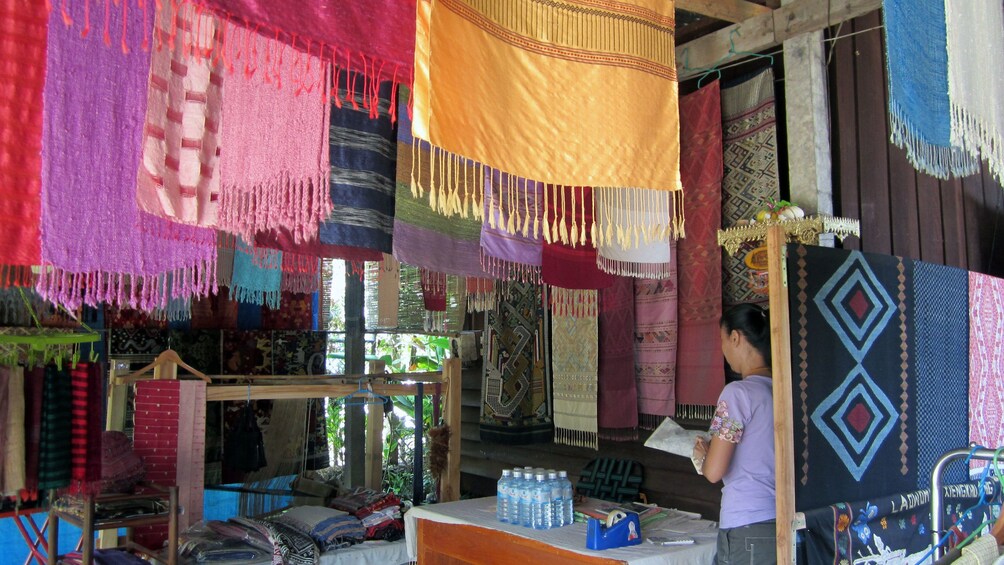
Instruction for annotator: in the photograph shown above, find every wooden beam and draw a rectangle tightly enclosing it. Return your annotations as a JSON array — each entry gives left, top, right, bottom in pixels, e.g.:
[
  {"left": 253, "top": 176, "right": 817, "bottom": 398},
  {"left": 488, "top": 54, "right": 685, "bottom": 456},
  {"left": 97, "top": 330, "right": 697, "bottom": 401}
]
[
  {"left": 365, "top": 360, "right": 386, "bottom": 490},
  {"left": 676, "top": 0, "right": 772, "bottom": 23},
  {"left": 441, "top": 358, "right": 463, "bottom": 502},
  {"left": 677, "top": 0, "right": 881, "bottom": 78},
  {"left": 207, "top": 383, "right": 437, "bottom": 402},
  {"left": 767, "top": 226, "right": 795, "bottom": 564}
]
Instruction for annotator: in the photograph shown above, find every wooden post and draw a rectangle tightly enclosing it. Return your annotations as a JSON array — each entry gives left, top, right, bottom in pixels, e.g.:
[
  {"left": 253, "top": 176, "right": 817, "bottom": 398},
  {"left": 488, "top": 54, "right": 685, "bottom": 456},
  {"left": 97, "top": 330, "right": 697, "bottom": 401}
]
[
  {"left": 365, "top": 360, "right": 386, "bottom": 490},
  {"left": 101, "top": 362, "right": 130, "bottom": 549},
  {"left": 440, "top": 358, "right": 462, "bottom": 502},
  {"left": 767, "top": 225, "right": 796, "bottom": 564},
  {"left": 343, "top": 263, "right": 367, "bottom": 487},
  {"left": 168, "top": 486, "right": 179, "bottom": 565}
]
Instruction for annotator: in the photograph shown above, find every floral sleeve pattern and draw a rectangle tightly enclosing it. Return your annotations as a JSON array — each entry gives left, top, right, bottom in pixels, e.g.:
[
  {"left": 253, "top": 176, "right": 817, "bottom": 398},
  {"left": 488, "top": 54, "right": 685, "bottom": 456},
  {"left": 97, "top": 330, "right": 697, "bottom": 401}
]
[{"left": 709, "top": 400, "right": 743, "bottom": 443}]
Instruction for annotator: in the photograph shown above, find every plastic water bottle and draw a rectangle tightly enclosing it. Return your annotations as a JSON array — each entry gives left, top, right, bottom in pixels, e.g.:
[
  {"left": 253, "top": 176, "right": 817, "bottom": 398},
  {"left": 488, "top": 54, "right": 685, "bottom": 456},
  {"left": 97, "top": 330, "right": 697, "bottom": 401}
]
[
  {"left": 496, "top": 469, "right": 513, "bottom": 522},
  {"left": 532, "top": 472, "right": 552, "bottom": 529},
  {"left": 509, "top": 469, "right": 523, "bottom": 524},
  {"left": 558, "top": 470, "right": 574, "bottom": 526},
  {"left": 548, "top": 471, "right": 563, "bottom": 527},
  {"left": 517, "top": 470, "right": 533, "bottom": 527}
]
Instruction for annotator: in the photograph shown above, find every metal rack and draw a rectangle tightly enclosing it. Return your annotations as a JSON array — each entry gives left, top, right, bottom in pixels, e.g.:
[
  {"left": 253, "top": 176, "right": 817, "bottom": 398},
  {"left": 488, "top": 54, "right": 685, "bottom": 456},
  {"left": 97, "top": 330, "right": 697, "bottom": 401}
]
[{"left": 929, "top": 446, "right": 1003, "bottom": 559}]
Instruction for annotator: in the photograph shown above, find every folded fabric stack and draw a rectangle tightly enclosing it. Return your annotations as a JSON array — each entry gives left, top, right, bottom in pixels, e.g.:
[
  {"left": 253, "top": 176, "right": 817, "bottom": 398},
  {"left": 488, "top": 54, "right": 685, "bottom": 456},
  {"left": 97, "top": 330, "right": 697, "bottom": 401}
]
[
  {"left": 328, "top": 487, "right": 404, "bottom": 541},
  {"left": 273, "top": 505, "right": 366, "bottom": 551}
]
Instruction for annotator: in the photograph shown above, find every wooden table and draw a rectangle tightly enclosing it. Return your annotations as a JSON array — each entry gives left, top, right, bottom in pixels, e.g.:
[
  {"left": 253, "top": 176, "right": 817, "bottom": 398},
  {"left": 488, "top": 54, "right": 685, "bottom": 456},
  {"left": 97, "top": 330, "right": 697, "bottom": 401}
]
[{"left": 404, "top": 497, "right": 717, "bottom": 565}]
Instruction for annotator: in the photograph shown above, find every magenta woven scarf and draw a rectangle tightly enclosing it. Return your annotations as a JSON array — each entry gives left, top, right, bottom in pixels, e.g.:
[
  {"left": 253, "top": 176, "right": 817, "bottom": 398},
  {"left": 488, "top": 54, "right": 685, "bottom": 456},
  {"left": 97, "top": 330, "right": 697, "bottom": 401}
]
[
  {"left": 634, "top": 274, "right": 679, "bottom": 428},
  {"left": 597, "top": 276, "right": 638, "bottom": 440},
  {"left": 217, "top": 24, "right": 332, "bottom": 244},
  {"left": 39, "top": 2, "right": 216, "bottom": 312}
]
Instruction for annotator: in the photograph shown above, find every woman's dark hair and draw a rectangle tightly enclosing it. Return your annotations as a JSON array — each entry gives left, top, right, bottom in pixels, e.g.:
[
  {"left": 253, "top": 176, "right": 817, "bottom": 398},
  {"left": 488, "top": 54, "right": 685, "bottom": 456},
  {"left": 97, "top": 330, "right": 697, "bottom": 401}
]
[{"left": 720, "top": 304, "right": 771, "bottom": 363}]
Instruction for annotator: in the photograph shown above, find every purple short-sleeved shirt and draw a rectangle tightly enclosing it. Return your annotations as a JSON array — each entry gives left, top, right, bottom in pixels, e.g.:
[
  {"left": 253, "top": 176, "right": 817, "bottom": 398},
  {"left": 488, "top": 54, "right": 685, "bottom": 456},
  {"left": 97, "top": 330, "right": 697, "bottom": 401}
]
[{"left": 710, "top": 375, "right": 775, "bottom": 529}]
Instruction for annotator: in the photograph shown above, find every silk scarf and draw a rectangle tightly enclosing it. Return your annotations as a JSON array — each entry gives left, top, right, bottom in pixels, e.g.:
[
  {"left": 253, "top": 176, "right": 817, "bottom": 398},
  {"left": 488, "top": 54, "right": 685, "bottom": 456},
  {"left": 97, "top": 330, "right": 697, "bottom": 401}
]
[
  {"left": 675, "top": 81, "right": 725, "bottom": 415},
  {"left": 69, "top": 362, "right": 103, "bottom": 495},
  {"left": 412, "top": 0, "right": 682, "bottom": 238},
  {"left": 551, "top": 296, "right": 599, "bottom": 449},
  {"left": 230, "top": 239, "right": 282, "bottom": 309},
  {"left": 946, "top": 0, "right": 1004, "bottom": 183},
  {"left": 634, "top": 277, "right": 679, "bottom": 426},
  {"left": 39, "top": 365, "right": 72, "bottom": 490},
  {"left": 136, "top": 0, "right": 223, "bottom": 227},
  {"left": 322, "top": 71, "right": 397, "bottom": 254},
  {"left": 19, "top": 366, "right": 44, "bottom": 502},
  {"left": 2, "top": 366, "right": 25, "bottom": 496},
  {"left": 0, "top": 0, "right": 46, "bottom": 282},
  {"left": 480, "top": 281, "right": 553, "bottom": 444},
  {"left": 720, "top": 68, "right": 780, "bottom": 307},
  {"left": 481, "top": 170, "right": 543, "bottom": 283},
  {"left": 217, "top": 24, "right": 332, "bottom": 244},
  {"left": 968, "top": 272, "right": 1004, "bottom": 466},
  {"left": 595, "top": 187, "right": 678, "bottom": 278},
  {"left": 40, "top": 2, "right": 216, "bottom": 312},
  {"left": 597, "top": 277, "right": 638, "bottom": 441},
  {"left": 883, "top": 0, "right": 977, "bottom": 178}
]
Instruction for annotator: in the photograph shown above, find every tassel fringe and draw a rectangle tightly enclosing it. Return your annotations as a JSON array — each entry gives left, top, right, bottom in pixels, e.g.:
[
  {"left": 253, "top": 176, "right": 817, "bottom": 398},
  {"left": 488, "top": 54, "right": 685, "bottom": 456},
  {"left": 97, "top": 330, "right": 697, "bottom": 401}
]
[
  {"left": 596, "top": 256, "right": 673, "bottom": 278},
  {"left": 480, "top": 252, "right": 541, "bottom": 284},
  {"left": 0, "top": 265, "right": 36, "bottom": 289},
  {"left": 673, "top": 404, "right": 716, "bottom": 421},
  {"left": 594, "top": 187, "right": 684, "bottom": 250},
  {"left": 549, "top": 287, "right": 597, "bottom": 318},
  {"left": 598, "top": 427, "right": 640, "bottom": 442},
  {"left": 950, "top": 103, "right": 1004, "bottom": 184},
  {"left": 218, "top": 172, "right": 332, "bottom": 246},
  {"left": 554, "top": 427, "right": 599, "bottom": 450},
  {"left": 229, "top": 284, "right": 280, "bottom": 310},
  {"left": 281, "top": 271, "right": 321, "bottom": 294},
  {"left": 424, "top": 310, "right": 446, "bottom": 332},
  {"left": 888, "top": 102, "right": 980, "bottom": 179}
]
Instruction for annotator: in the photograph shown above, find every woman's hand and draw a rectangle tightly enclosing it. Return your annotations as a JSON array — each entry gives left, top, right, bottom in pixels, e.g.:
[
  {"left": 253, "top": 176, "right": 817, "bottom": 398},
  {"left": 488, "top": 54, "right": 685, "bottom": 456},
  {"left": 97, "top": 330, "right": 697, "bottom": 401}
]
[{"left": 691, "top": 437, "right": 708, "bottom": 475}]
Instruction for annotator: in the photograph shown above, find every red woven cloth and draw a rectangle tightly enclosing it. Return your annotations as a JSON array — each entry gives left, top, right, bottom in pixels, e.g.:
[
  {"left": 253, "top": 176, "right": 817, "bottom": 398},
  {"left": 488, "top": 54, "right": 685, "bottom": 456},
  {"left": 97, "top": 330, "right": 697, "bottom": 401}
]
[
  {"left": 261, "top": 293, "right": 314, "bottom": 330},
  {"left": 19, "top": 366, "right": 44, "bottom": 501},
  {"left": 597, "top": 276, "right": 638, "bottom": 440},
  {"left": 420, "top": 269, "right": 447, "bottom": 312},
  {"left": 195, "top": 0, "right": 415, "bottom": 91},
  {"left": 69, "top": 362, "right": 103, "bottom": 494},
  {"left": 0, "top": 0, "right": 46, "bottom": 279},
  {"left": 256, "top": 228, "right": 382, "bottom": 262},
  {"left": 542, "top": 186, "right": 613, "bottom": 290},
  {"left": 675, "top": 82, "right": 725, "bottom": 415}
]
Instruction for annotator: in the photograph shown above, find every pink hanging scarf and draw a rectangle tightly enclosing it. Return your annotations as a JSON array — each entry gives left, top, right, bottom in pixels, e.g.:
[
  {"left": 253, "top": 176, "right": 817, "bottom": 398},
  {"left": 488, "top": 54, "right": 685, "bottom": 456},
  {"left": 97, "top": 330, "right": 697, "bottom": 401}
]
[
  {"left": 136, "top": 1, "right": 223, "bottom": 227},
  {"left": 217, "top": 24, "right": 332, "bottom": 244},
  {"left": 39, "top": 1, "right": 216, "bottom": 312}
]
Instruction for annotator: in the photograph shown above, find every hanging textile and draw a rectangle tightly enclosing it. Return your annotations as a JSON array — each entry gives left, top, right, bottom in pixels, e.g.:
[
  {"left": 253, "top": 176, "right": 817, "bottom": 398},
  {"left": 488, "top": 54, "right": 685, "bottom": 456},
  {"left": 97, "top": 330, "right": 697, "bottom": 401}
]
[
  {"left": 256, "top": 228, "right": 382, "bottom": 263},
  {"left": 38, "top": 365, "right": 71, "bottom": 490},
  {"left": 542, "top": 185, "right": 613, "bottom": 318},
  {"left": 968, "top": 271, "right": 1004, "bottom": 465},
  {"left": 170, "top": 329, "right": 222, "bottom": 375},
  {"left": 883, "top": 0, "right": 978, "bottom": 179},
  {"left": 946, "top": 1, "right": 1004, "bottom": 183},
  {"left": 372, "top": 254, "right": 400, "bottom": 329},
  {"left": 914, "top": 262, "right": 970, "bottom": 487},
  {"left": 0, "top": 0, "right": 45, "bottom": 284},
  {"left": 633, "top": 277, "right": 678, "bottom": 426},
  {"left": 466, "top": 277, "right": 494, "bottom": 313},
  {"left": 676, "top": 81, "right": 725, "bottom": 417},
  {"left": 420, "top": 270, "right": 467, "bottom": 333},
  {"left": 1, "top": 366, "right": 25, "bottom": 496},
  {"left": 19, "top": 366, "right": 44, "bottom": 502},
  {"left": 790, "top": 245, "right": 917, "bottom": 511},
  {"left": 421, "top": 269, "right": 447, "bottom": 312},
  {"left": 262, "top": 294, "right": 315, "bottom": 331},
  {"left": 279, "top": 252, "right": 321, "bottom": 295},
  {"left": 321, "top": 71, "right": 397, "bottom": 254},
  {"left": 411, "top": 0, "right": 682, "bottom": 237},
  {"left": 136, "top": 0, "right": 223, "bottom": 227},
  {"left": 720, "top": 68, "right": 780, "bottom": 307},
  {"left": 481, "top": 170, "right": 543, "bottom": 283},
  {"left": 801, "top": 482, "right": 998, "bottom": 564},
  {"left": 217, "top": 25, "right": 332, "bottom": 245},
  {"left": 480, "top": 281, "right": 553, "bottom": 444},
  {"left": 230, "top": 239, "right": 283, "bottom": 309},
  {"left": 552, "top": 297, "right": 599, "bottom": 449},
  {"left": 69, "top": 362, "right": 103, "bottom": 495},
  {"left": 192, "top": 0, "right": 415, "bottom": 95},
  {"left": 597, "top": 277, "right": 638, "bottom": 441},
  {"left": 39, "top": 2, "right": 216, "bottom": 312},
  {"left": 394, "top": 90, "right": 486, "bottom": 277},
  {"left": 595, "top": 188, "right": 677, "bottom": 278}
]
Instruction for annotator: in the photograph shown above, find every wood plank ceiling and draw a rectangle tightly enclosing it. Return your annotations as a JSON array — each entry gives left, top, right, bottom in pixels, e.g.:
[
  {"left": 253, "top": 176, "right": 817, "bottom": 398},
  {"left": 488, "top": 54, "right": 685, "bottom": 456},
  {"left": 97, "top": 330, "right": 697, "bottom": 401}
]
[{"left": 675, "top": 0, "right": 773, "bottom": 44}]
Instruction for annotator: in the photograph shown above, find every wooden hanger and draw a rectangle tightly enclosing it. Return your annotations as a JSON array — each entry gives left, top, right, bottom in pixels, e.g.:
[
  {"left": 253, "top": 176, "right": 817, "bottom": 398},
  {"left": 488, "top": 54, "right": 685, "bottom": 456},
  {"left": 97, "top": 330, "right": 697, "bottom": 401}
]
[{"left": 117, "top": 349, "right": 210, "bottom": 384}]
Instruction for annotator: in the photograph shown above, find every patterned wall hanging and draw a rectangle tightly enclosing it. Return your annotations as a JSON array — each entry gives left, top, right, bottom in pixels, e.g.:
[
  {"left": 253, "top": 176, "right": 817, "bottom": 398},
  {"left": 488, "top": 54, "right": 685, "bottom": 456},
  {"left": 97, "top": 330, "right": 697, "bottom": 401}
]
[
  {"left": 480, "top": 281, "right": 553, "bottom": 445},
  {"left": 789, "top": 244, "right": 917, "bottom": 511},
  {"left": 721, "top": 69, "right": 780, "bottom": 307},
  {"left": 411, "top": 0, "right": 682, "bottom": 242},
  {"left": 634, "top": 277, "right": 679, "bottom": 425},
  {"left": 597, "top": 277, "right": 638, "bottom": 440},
  {"left": 968, "top": 272, "right": 1004, "bottom": 466},
  {"left": 675, "top": 81, "right": 725, "bottom": 416},
  {"left": 552, "top": 293, "right": 599, "bottom": 449}
]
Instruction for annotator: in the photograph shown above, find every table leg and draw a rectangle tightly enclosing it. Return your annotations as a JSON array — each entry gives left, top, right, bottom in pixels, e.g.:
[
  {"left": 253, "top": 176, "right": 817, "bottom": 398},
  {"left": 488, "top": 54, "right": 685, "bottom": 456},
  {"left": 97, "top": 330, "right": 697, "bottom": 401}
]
[{"left": 13, "top": 514, "right": 49, "bottom": 565}]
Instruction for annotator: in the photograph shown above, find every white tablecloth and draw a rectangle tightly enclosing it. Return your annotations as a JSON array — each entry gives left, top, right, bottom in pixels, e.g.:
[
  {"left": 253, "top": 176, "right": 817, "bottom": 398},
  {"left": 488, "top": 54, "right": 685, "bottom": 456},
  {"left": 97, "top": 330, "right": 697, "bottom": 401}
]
[{"left": 404, "top": 497, "right": 717, "bottom": 565}]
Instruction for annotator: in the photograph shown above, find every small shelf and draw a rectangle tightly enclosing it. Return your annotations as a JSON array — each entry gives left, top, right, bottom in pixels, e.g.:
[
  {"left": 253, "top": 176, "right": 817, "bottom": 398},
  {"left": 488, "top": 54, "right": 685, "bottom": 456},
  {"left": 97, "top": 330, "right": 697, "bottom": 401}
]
[{"left": 47, "top": 484, "right": 178, "bottom": 565}]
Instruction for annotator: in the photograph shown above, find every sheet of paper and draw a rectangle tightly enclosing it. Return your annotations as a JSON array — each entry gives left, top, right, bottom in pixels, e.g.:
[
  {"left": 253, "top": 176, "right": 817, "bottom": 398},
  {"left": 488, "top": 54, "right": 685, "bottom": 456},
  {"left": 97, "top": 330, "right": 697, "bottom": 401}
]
[{"left": 643, "top": 417, "right": 710, "bottom": 459}]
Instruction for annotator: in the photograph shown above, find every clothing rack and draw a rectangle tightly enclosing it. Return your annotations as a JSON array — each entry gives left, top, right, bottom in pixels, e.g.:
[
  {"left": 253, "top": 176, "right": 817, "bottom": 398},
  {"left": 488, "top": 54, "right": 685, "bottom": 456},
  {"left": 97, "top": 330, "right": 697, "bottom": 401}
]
[{"left": 930, "top": 446, "right": 1004, "bottom": 559}]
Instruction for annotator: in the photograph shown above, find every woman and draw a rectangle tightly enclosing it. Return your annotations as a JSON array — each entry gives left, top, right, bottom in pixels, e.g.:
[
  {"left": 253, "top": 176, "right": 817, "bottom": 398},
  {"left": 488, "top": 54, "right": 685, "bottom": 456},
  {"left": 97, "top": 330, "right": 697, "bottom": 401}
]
[{"left": 693, "top": 303, "right": 776, "bottom": 565}]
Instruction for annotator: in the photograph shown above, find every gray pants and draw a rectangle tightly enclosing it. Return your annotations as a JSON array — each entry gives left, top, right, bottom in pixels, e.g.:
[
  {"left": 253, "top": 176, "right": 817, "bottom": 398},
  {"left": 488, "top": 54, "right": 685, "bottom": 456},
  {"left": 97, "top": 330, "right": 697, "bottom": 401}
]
[{"left": 714, "top": 520, "right": 777, "bottom": 565}]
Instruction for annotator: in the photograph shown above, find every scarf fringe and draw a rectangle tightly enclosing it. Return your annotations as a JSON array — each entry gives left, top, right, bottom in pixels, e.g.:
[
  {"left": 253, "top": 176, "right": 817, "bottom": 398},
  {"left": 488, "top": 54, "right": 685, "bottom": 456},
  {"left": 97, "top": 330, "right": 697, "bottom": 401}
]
[
  {"left": 410, "top": 142, "right": 485, "bottom": 221},
  {"left": 280, "top": 271, "right": 321, "bottom": 294},
  {"left": 554, "top": 427, "right": 599, "bottom": 450},
  {"left": 281, "top": 252, "right": 320, "bottom": 275},
  {"left": 598, "top": 427, "right": 640, "bottom": 442},
  {"left": 424, "top": 310, "right": 446, "bottom": 332},
  {"left": 51, "top": 0, "right": 407, "bottom": 121},
  {"left": 594, "top": 187, "right": 684, "bottom": 250},
  {"left": 467, "top": 290, "right": 495, "bottom": 312},
  {"left": 596, "top": 256, "right": 673, "bottom": 279},
  {"left": 549, "top": 287, "right": 597, "bottom": 318},
  {"left": 229, "top": 283, "right": 281, "bottom": 310},
  {"left": 218, "top": 172, "right": 332, "bottom": 245},
  {"left": 36, "top": 260, "right": 216, "bottom": 312},
  {"left": 674, "top": 404, "right": 716, "bottom": 421},
  {"left": 0, "top": 265, "right": 35, "bottom": 289},
  {"left": 480, "top": 252, "right": 541, "bottom": 284},
  {"left": 165, "top": 295, "right": 192, "bottom": 321},
  {"left": 888, "top": 102, "right": 980, "bottom": 179},
  {"left": 950, "top": 103, "right": 1004, "bottom": 184},
  {"left": 639, "top": 413, "right": 668, "bottom": 431},
  {"left": 138, "top": 212, "right": 219, "bottom": 246}
]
